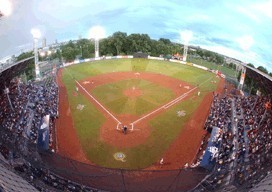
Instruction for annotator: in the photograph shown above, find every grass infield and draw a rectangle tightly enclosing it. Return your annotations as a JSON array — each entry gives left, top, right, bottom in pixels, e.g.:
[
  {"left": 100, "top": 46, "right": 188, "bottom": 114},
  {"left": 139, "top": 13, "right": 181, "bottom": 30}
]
[
  {"left": 92, "top": 79, "right": 175, "bottom": 116},
  {"left": 61, "top": 59, "right": 218, "bottom": 169}
]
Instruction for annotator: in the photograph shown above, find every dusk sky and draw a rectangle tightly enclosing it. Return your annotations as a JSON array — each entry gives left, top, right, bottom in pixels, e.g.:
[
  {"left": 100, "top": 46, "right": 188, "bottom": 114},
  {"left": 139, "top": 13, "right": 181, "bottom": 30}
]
[{"left": 0, "top": 0, "right": 272, "bottom": 71}]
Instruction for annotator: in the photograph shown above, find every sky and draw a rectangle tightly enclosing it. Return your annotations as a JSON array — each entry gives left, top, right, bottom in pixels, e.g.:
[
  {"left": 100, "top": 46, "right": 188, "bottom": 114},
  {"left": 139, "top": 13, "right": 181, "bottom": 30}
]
[{"left": 0, "top": 0, "right": 272, "bottom": 72}]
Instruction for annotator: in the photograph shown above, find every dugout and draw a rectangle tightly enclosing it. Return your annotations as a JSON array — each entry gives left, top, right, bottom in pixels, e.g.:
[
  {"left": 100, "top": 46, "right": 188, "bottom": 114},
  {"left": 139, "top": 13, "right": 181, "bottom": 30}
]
[{"left": 133, "top": 52, "right": 148, "bottom": 58}]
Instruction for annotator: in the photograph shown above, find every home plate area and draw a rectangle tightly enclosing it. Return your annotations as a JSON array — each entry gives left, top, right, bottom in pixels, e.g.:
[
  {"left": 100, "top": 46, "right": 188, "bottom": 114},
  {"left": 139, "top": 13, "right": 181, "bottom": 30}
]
[{"left": 76, "top": 72, "right": 197, "bottom": 148}]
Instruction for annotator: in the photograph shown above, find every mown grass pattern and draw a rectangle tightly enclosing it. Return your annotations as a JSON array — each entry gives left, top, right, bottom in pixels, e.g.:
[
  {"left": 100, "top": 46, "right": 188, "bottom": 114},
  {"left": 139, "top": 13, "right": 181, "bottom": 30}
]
[{"left": 61, "top": 59, "right": 218, "bottom": 169}]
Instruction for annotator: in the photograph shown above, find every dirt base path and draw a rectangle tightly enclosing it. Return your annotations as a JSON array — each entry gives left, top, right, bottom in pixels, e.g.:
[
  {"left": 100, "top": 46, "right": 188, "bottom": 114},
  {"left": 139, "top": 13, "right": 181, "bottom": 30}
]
[
  {"left": 77, "top": 72, "right": 195, "bottom": 148},
  {"left": 79, "top": 72, "right": 192, "bottom": 97},
  {"left": 56, "top": 69, "right": 92, "bottom": 164},
  {"left": 56, "top": 69, "right": 224, "bottom": 169},
  {"left": 146, "top": 77, "right": 225, "bottom": 170}
]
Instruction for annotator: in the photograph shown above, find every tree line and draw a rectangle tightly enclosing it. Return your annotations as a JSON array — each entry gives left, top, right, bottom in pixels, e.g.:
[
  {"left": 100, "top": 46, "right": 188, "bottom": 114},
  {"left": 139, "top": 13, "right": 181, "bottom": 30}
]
[
  {"left": 15, "top": 31, "right": 271, "bottom": 79},
  {"left": 59, "top": 31, "right": 225, "bottom": 65}
]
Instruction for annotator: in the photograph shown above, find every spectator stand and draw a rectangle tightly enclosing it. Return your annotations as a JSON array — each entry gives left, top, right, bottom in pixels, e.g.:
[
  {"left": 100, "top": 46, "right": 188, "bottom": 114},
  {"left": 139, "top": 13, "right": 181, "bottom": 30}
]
[{"left": 200, "top": 127, "right": 221, "bottom": 171}]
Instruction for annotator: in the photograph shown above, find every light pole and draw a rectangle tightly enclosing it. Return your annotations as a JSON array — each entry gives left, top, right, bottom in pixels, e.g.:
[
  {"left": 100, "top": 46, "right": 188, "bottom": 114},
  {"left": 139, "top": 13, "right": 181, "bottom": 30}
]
[
  {"left": 183, "top": 45, "right": 188, "bottom": 62},
  {"left": 0, "top": 0, "right": 12, "bottom": 18},
  {"left": 89, "top": 26, "right": 105, "bottom": 58},
  {"left": 31, "top": 28, "right": 41, "bottom": 80},
  {"left": 80, "top": 46, "right": 83, "bottom": 58},
  {"left": 180, "top": 30, "right": 193, "bottom": 62},
  {"left": 94, "top": 40, "right": 99, "bottom": 58}
]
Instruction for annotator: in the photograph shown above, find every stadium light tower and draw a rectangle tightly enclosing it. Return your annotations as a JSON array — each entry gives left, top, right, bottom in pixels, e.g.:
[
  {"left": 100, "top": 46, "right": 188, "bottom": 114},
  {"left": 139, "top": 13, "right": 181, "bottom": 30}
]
[
  {"left": 0, "top": 0, "right": 12, "bottom": 18},
  {"left": 180, "top": 30, "right": 193, "bottom": 62},
  {"left": 237, "top": 35, "right": 254, "bottom": 90},
  {"left": 89, "top": 26, "right": 105, "bottom": 58},
  {"left": 31, "top": 28, "right": 41, "bottom": 80}
]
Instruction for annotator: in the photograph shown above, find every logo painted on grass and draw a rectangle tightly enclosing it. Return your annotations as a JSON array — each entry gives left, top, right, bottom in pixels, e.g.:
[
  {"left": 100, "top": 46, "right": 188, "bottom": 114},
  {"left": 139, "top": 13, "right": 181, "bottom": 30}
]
[
  {"left": 177, "top": 110, "right": 186, "bottom": 117},
  {"left": 114, "top": 152, "right": 126, "bottom": 162},
  {"left": 77, "top": 104, "right": 85, "bottom": 111}
]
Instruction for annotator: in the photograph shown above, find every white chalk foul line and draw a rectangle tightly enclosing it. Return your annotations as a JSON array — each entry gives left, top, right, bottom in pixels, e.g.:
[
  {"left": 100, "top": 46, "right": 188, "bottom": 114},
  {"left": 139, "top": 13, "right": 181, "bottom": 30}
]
[
  {"left": 65, "top": 66, "right": 215, "bottom": 128},
  {"left": 163, "top": 76, "right": 215, "bottom": 110},
  {"left": 163, "top": 94, "right": 187, "bottom": 109},
  {"left": 131, "top": 88, "right": 195, "bottom": 125},
  {"left": 75, "top": 80, "right": 122, "bottom": 124},
  {"left": 131, "top": 76, "right": 214, "bottom": 125},
  {"left": 163, "top": 91, "right": 192, "bottom": 109}
]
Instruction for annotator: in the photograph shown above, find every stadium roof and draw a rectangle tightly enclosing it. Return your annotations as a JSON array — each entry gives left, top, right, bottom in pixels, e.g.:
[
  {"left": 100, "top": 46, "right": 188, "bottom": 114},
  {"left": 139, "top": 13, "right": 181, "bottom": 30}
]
[
  {"left": 0, "top": 162, "right": 38, "bottom": 192},
  {"left": 0, "top": 57, "right": 34, "bottom": 93},
  {"left": 242, "top": 63, "right": 272, "bottom": 94}
]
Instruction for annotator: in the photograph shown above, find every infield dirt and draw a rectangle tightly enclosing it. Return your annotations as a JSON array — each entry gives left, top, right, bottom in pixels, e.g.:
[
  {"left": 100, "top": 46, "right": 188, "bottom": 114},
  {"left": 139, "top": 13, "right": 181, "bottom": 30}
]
[{"left": 56, "top": 69, "right": 224, "bottom": 169}]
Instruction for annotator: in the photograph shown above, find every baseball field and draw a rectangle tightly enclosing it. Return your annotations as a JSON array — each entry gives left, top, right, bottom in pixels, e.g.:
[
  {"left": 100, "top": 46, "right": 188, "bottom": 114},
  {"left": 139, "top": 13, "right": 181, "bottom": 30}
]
[{"left": 56, "top": 58, "right": 224, "bottom": 169}]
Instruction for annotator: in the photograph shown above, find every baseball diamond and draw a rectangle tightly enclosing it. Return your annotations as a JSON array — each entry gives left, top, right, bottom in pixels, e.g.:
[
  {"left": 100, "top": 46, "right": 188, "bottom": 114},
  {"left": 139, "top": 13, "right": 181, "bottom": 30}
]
[
  {"left": 2, "top": 2, "right": 272, "bottom": 191},
  {"left": 56, "top": 58, "right": 222, "bottom": 169}
]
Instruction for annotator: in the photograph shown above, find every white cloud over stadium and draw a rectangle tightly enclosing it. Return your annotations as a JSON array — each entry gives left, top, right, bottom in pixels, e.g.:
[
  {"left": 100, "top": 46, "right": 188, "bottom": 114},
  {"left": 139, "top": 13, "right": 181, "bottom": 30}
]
[{"left": 0, "top": 0, "right": 272, "bottom": 71}]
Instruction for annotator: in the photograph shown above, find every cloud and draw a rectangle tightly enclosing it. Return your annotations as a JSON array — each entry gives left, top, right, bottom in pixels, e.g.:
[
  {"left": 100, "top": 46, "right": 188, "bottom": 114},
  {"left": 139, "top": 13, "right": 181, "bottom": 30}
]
[
  {"left": 255, "top": 0, "right": 272, "bottom": 18},
  {"left": 237, "top": 35, "right": 254, "bottom": 51},
  {"left": 0, "top": 0, "right": 271, "bottom": 73},
  {"left": 236, "top": 6, "right": 260, "bottom": 22}
]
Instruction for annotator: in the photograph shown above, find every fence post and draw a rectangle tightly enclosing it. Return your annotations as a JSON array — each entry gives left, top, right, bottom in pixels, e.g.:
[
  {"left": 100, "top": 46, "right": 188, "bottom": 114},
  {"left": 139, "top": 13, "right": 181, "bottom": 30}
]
[
  {"left": 171, "top": 168, "right": 183, "bottom": 192},
  {"left": 121, "top": 169, "right": 126, "bottom": 192}
]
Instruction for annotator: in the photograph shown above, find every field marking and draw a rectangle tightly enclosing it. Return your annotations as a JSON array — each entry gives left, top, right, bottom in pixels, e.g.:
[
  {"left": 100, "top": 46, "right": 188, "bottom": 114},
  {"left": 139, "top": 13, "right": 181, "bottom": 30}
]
[
  {"left": 163, "top": 91, "right": 192, "bottom": 109},
  {"left": 64, "top": 67, "right": 214, "bottom": 129},
  {"left": 63, "top": 67, "right": 122, "bottom": 124},
  {"left": 76, "top": 80, "right": 122, "bottom": 124},
  {"left": 131, "top": 88, "right": 195, "bottom": 125},
  {"left": 131, "top": 76, "right": 214, "bottom": 125}
]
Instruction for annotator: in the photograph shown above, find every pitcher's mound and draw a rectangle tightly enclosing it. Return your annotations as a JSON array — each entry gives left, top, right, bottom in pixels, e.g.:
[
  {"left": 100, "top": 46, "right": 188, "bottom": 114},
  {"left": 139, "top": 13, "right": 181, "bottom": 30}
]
[{"left": 123, "top": 87, "right": 142, "bottom": 98}]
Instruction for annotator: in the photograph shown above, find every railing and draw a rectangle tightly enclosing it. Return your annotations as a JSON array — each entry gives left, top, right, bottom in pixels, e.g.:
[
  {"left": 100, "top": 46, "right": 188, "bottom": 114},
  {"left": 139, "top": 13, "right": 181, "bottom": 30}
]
[{"left": 0, "top": 123, "right": 209, "bottom": 192}]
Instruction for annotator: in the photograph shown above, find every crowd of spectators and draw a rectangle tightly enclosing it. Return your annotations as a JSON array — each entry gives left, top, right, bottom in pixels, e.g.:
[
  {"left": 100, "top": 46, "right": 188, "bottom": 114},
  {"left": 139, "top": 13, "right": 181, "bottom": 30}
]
[
  {"left": 204, "top": 94, "right": 232, "bottom": 132},
  {"left": 0, "top": 75, "right": 105, "bottom": 192},
  {"left": 195, "top": 90, "right": 272, "bottom": 191},
  {"left": 234, "top": 95, "right": 272, "bottom": 188},
  {"left": 0, "top": 80, "right": 29, "bottom": 132},
  {"left": 26, "top": 79, "right": 58, "bottom": 148},
  {"left": 0, "top": 78, "right": 58, "bottom": 148},
  {"left": 1, "top": 72, "right": 272, "bottom": 192},
  {"left": 192, "top": 94, "right": 232, "bottom": 170}
]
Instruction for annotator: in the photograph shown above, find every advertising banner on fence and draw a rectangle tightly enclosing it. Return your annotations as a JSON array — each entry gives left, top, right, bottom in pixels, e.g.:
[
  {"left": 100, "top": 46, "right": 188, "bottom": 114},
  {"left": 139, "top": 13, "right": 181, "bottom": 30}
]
[
  {"left": 37, "top": 115, "right": 50, "bottom": 150},
  {"left": 148, "top": 56, "right": 164, "bottom": 60},
  {"left": 192, "top": 64, "right": 208, "bottom": 71}
]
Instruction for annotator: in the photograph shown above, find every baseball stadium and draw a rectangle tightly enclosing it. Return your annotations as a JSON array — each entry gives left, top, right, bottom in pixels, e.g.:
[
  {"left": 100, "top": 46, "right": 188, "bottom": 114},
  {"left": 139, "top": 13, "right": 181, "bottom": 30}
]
[{"left": 1, "top": 1, "right": 272, "bottom": 192}]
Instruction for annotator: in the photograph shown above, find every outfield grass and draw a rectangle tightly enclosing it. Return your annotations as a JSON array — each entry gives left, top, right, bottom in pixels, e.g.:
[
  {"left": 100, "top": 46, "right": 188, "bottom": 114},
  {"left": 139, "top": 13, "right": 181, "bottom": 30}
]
[
  {"left": 61, "top": 59, "right": 219, "bottom": 169},
  {"left": 190, "top": 57, "right": 237, "bottom": 78},
  {"left": 92, "top": 79, "right": 175, "bottom": 116}
]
